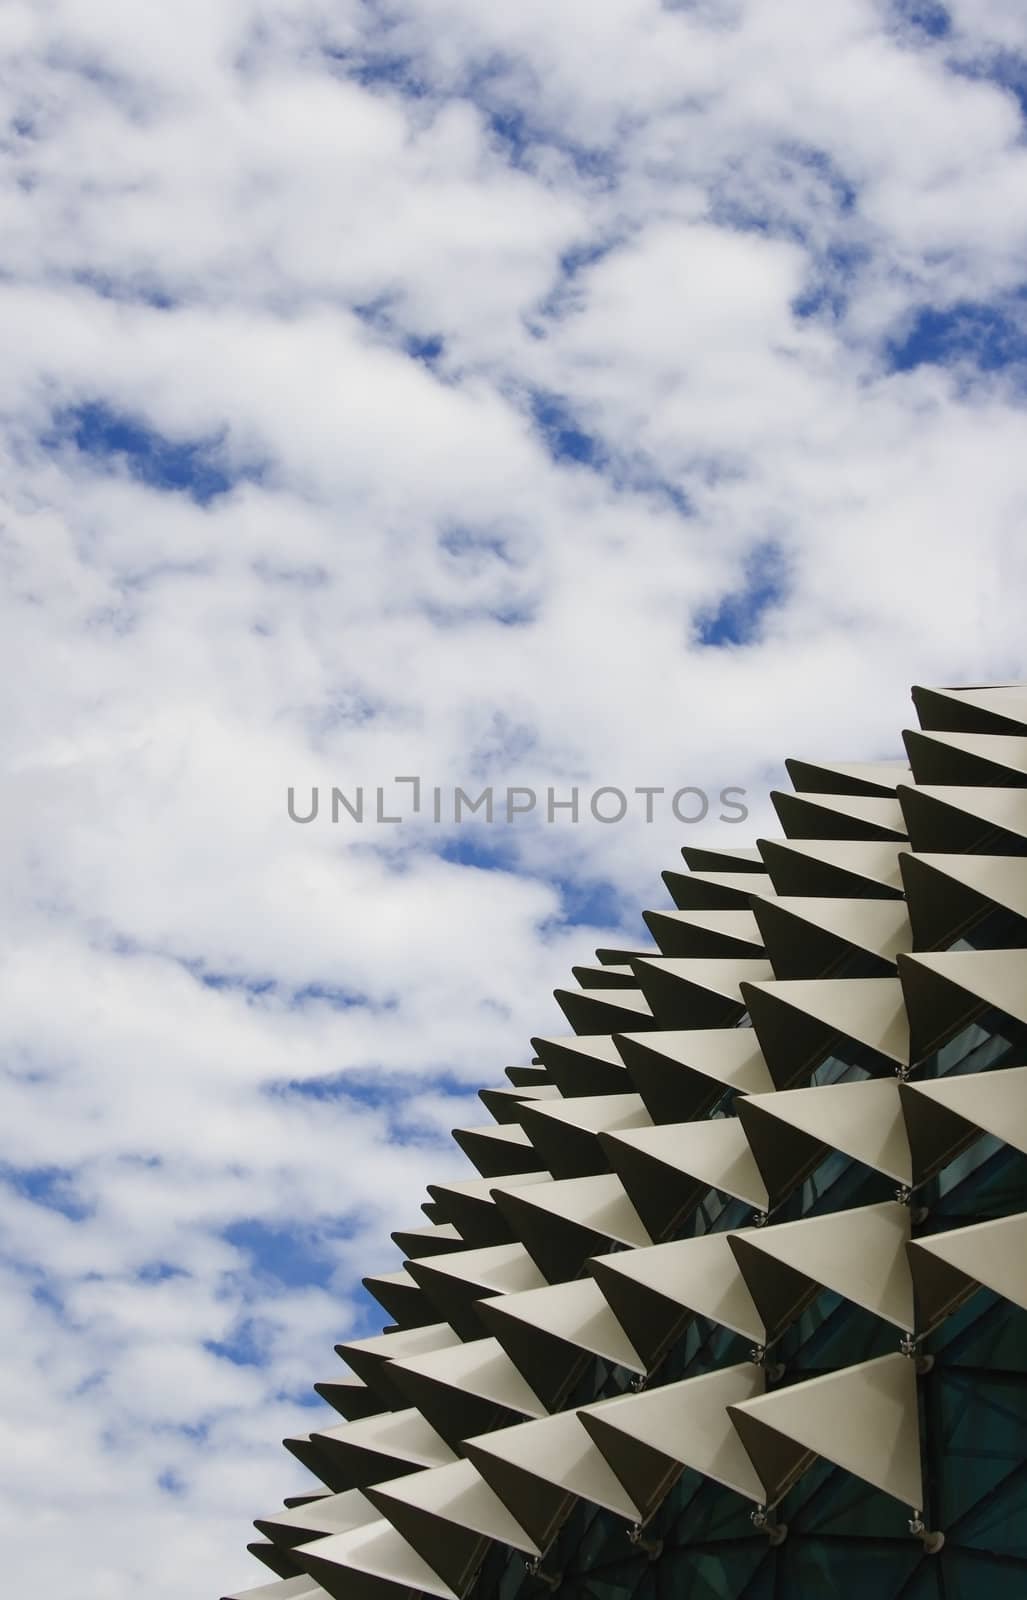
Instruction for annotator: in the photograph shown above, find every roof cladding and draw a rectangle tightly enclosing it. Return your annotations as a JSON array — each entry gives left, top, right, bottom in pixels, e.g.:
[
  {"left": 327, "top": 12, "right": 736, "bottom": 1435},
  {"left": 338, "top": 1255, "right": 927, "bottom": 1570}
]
[{"left": 224, "top": 681, "right": 1027, "bottom": 1600}]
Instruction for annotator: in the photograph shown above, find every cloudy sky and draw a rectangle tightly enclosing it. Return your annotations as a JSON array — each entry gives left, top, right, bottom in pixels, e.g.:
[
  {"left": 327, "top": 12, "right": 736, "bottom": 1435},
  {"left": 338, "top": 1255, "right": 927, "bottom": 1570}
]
[{"left": 2, "top": 1, "right": 1027, "bottom": 1595}]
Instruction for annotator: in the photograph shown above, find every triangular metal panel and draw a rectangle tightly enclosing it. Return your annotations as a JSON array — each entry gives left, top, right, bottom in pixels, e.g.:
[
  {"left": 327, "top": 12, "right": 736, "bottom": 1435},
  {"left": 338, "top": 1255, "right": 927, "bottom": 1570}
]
[
  {"left": 600, "top": 1118, "right": 768, "bottom": 1239},
  {"left": 912, "top": 684, "right": 1027, "bottom": 735},
  {"left": 907, "top": 1213, "right": 1027, "bottom": 1335},
  {"left": 514, "top": 1092, "right": 651, "bottom": 1179},
  {"left": 771, "top": 789, "right": 908, "bottom": 842},
  {"left": 295, "top": 1520, "right": 460, "bottom": 1600},
  {"left": 478, "top": 1085, "right": 560, "bottom": 1126},
  {"left": 313, "top": 1378, "right": 387, "bottom": 1421},
  {"left": 614, "top": 1027, "right": 773, "bottom": 1124},
  {"left": 588, "top": 1230, "right": 765, "bottom": 1367},
  {"left": 662, "top": 868, "right": 775, "bottom": 910},
  {"left": 899, "top": 1065, "right": 1027, "bottom": 1181},
  {"left": 681, "top": 845, "right": 767, "bottom": 873},
  {"left": 391, "top": 1223, "right": 466, "bottom": 1260},
  {"left": 896, "top": 783, "right": 1027, "bottom": 855},
  {"left": 463, "top": 1411, "right": 642, "bottom": 1551},
  {"left": 742, "top": 976, "right": 909, "bottom": 1088},
  {"left": 386, "top": 1337, "right": 547, "bottom": 1447},
  {"left": 492, "top": 1173, "right": 653, "bottom": 1284},
  {"left": 750, "top": 895, "right": 910, "bottom": 981},
  {"left": 579, "top": 1363, "right": 766, "bottom": 1519},
  {"left": 631, "top": 956, "right": 774, "bottom": 1029},
  {"left": 367, "top": 1458, "right": 540, "bottom": 1592},
  {"left": 727, "top": 1201, "right": 913, "bottom": 1339},
  {"left": 642, "top": 907, "right": 766, "bottom": 959},
  {"left": 903, "top": 728, "right": 1027, "bottom": 788},
  {"left": 426, "top": 1174, "right": 550, "bottom": 1248},
  {"left": 758, "top": 837, "right": 908, "bottom": 899},
  {"left": 553, "top": 986, "right": 656, "bottom": 1036},
  {"left": 728, "top": 1353, "right": 922, "bottom": 1512},
  {"left": 900, "top": 852, "right": 1027, "bottom": 951},
  {"left": 529, "top": 1033, "right": 630, "bottom": 1097},
  {"left": 247, "top": 1542, "right": 303, "bottom": 1579},
  {"left": 736, "top": 1078, "right": 912, "bottom": 1202},
  {"left": 451, "top": 1122, "right": 547, "bottom": 1179},
  {"left": 361, "top": 1268, "right": 438, "bottom": 1330},
  {"left": 405, "top": 1243, "right": 548, "bottom": 1339},
  {"left": 301, "top": 1410, "right": 456, "bottom": 1495},
  {"left": 222, "top": 1579, "right": 325, "bottom": 1600},
  {"left": 898, "top": 948, "right": 1027, "bottom": 1062},
  {"left": 783, "top": 758, "right": 910, "bottom": 797},
  {"left": 570, "top": 963, "right": 639, "bottom": 989},
  {"left": 477, "top": 1276, "right": 644, "bottom": 1412},
  {"left": 255, "top": 1490, "right": 380, "bottom": 1552}
]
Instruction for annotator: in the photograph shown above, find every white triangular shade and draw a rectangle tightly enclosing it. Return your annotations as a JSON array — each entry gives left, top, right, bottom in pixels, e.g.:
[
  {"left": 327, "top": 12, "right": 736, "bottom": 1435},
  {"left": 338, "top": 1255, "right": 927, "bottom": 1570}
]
[
  {"left": 603, "top": 1117, "right": 769, "bottom": 1214},
  {"left": 494, "top": 1172, "right": 652, "bottom": 1246},
  {"left": 589, "top": 1230, "right": 765, "bottom": 1350},
  {"left": 751, "top": 896, "right": 911, "bottom": 970},
  {"left": 634, "top": 956, "right": 774, "bottom": 1007},
  {"left": 295, "top": 1519, "right": 460, "bottom": 1600},
  {"left": 223, "top": 1580, "right": 324, "bottom": 1600},
  {"left": 897, "top": 784, "right": 1027, "bottom": 850},
  {"left": 773, "top": 790, "right": 907, "bottom": 838},
  {"left": 579, "top": 1363, "right": 766, "bottom": 1515},
  {"left": 617, "top": 1027, "right": 771, "bottom": 1090},
  {"left": 908, "top": 1213, "right": 1027, "bottom": 1334},
  {"left": 367, "top": 1457, "right": 540, "bottom": 1559},
  {"left": 913, "top": 684, "right": 1027, "bottom": 732},
  {"left": 388, "top": 1336, "right": 547, "bottom": 1420},
  {"left": 899, "top": 949, "right": 1027, "bottom": 1062},
  {"left": 728, "top": 1202, "right": 913, "bottom": 1335},
  {"left": 784, "top": 758, "right": 911, "bottom": 795},
  {"left": 737, "top": 1078, "right": 911, "bottom": 1193},
  {"left": 743, "top": 976, "right": 909, "bottom": 1067},
  {"left": 906, "top": 729, "right": 1027, "bottom": 782},
  {"left": 464, "top": 1410, "right": 642, "bottom": 1545},
  {"left": 310, "top": 1409, "right": 456, "bottom": 1473},
  {"left": 901, "top": 1066, "right": 1027, "bottom": 1178},
  {"left": 903, "top": 853, "right": 1027, "bottom": 925},
  {"left": 758, "top": 838, "right": 909, "bottom": 895},
  {"left": 478, "top": 1276, "right": 644, "bottom": 1374},
  {"left": 255, "top": 1489, "right": 379, "bottom": 1549},
  {"left": 728, "top": 1353, "right": 922, "bottom": 1511}
]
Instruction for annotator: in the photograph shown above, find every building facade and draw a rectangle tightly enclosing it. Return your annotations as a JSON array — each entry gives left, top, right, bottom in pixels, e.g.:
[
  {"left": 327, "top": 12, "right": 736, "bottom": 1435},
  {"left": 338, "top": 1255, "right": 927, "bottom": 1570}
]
[{"left": 225, "top": 683, "right": 1027, "bottom": 1600}]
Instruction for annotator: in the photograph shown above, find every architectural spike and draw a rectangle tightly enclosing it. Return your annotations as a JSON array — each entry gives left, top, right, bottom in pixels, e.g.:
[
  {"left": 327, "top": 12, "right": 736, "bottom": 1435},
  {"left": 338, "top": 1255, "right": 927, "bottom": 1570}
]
[
  {"left": 770, "top": 789, "right": 908, "bottom": 841},
  {"left": 614, "top": 1026, "right": 772, "bottom": 1123},
  {"left": 728, "top": 1353, "right": 922, "bottom": 1511},
  {"left": 907, "top": 1213, "right": 1027, "bottom": 1334},
  {"left": 579, "top": 1363, "right": 766, "bottom": 1519},
  {"left": 600, "top": 1117, "right": 768, "bottom": 1239},
  {"left": 588, "top": 1230, "right": 765, "bottom": 1366}
]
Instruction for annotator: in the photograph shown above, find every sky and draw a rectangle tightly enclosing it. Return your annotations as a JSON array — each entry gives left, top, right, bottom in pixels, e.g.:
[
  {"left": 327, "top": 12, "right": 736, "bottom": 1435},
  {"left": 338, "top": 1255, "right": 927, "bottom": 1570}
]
[{"left": 2, "top": 1, "right": 1027, "bottom": 1595}]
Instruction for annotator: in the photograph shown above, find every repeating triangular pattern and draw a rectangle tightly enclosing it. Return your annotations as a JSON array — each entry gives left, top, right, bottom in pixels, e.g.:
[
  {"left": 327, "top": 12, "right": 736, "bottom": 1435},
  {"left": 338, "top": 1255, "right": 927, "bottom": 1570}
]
[{"left": 224, "top": 684, "right": 1027, "bottom": 1600}]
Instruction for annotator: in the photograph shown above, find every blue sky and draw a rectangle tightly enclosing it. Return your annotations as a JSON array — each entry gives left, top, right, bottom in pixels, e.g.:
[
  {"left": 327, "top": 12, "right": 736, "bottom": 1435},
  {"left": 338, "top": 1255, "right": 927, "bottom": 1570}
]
[{"left": 3, "top": 2, "right": 1027, "bottom": 1596}]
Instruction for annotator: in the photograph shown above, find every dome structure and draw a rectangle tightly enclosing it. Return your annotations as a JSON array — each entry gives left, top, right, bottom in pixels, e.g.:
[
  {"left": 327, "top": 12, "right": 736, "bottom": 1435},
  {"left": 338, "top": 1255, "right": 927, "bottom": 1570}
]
[{"left": 224, "top": 683, "right": 1027, "bottom": 1600}]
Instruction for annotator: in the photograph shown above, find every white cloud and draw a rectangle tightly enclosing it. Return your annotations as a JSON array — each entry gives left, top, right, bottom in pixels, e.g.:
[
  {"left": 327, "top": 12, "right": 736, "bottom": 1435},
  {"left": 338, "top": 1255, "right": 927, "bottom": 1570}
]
[{"left": 2, "top": 1, "right": 1027, "bottom": 1595}]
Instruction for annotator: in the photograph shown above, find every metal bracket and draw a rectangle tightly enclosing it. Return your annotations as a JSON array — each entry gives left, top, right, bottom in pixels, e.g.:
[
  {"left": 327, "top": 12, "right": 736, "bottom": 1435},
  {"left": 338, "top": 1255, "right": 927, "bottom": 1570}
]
[
  {"left": 909, "top": 1513, "right": 945, "bottom": 1554},
  {"left": 751, "top": 1506, "right": 788, "bottom": 1545},
  {"left": 900, "top": 1333, "right": 934, "bottom": 1375},
  {"left": 524, "top": 1557, "right": 563, "bottom": 1590},
  {"left": 895, "top": 1185, "right": 929, "bottom": 1223},
  {"left": 628, "top": 1524, "right": 663, "bottom": 1560},
  {"left": 749, "top": 1345, "right": 785, "bottom": 1381}
]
